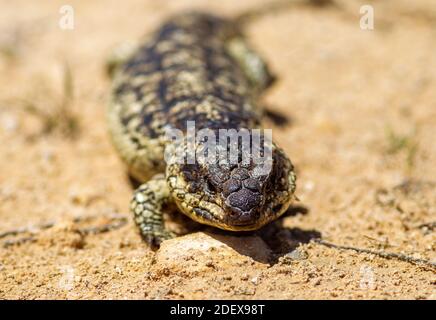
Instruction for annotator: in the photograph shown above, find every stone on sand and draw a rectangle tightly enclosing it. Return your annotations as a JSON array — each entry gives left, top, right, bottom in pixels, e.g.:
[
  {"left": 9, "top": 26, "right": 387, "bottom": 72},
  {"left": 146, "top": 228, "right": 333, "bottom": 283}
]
[{"left": 153, "top": 232, "right": 271, "bottom": 274}]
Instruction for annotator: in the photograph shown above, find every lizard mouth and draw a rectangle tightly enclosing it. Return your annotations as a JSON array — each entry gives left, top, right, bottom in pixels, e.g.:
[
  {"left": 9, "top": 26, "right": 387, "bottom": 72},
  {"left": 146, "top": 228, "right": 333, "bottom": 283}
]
[
  {"left": 190, "top": 199, "right": 267, "bottom": 231},
  {"left": 168, "top": 175, "right": 263, "bottom": 231}
]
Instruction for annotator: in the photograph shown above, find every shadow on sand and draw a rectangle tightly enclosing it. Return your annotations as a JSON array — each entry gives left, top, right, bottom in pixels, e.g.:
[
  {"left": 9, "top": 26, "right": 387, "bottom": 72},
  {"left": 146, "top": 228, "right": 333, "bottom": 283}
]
[{"left": 202, "top": 205, "right": 322, "bottom": 265}]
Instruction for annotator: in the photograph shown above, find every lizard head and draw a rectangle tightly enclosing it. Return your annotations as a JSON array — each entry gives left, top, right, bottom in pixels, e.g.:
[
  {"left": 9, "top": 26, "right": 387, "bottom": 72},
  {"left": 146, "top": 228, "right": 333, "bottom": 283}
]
[{"left": 166, "top": 141, "right": 296, "bottom": 231}]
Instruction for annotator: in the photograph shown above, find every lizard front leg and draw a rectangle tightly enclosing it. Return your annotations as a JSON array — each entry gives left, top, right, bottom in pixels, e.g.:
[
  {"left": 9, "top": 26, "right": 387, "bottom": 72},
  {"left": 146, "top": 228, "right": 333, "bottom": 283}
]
[{"left": 131, "top": 174, "right": 175, "bottom": 249}]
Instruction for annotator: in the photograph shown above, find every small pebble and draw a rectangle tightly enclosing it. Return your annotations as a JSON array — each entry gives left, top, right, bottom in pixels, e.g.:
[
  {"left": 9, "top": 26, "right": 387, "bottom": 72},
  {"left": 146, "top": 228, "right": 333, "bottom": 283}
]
[{"left": 281, "top": 249, "right": 308, "bottom": 263}]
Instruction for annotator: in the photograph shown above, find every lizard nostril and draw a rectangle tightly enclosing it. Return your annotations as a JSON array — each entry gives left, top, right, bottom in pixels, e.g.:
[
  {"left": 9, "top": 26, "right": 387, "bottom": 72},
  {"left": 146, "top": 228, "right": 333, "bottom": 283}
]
[{"left": 229, "top": 208, "right": 240, "bottom": 218}]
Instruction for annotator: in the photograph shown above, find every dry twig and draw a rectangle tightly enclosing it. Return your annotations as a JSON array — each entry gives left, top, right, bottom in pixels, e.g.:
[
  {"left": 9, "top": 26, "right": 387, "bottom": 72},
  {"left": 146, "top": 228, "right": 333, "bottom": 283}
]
[
  {"left": 1, "top": 214, "right": 128, "bottom": 248},
  {"left": 313, "top": 239, "right": 436, "bottom": 270}
]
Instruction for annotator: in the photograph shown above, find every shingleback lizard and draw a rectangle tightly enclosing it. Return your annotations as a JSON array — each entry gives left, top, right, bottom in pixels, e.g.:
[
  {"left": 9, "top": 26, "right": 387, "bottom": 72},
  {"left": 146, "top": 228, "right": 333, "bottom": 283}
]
[{"left": 107, "top": 12, "right": 296, "bottom": 248}]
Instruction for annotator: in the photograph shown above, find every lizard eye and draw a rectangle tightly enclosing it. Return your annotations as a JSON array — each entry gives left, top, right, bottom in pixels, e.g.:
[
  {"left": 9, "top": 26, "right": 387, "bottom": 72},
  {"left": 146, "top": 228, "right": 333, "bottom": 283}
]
[{"left": 206, "top": 180, "right": 218, "bottom": 194}]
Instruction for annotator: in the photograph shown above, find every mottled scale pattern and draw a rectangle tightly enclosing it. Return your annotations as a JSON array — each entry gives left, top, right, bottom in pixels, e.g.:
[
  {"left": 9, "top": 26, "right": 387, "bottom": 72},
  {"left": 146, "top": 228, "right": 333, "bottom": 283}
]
[{"left": 112, "top": 13, "right": 260, "bottom": 142}]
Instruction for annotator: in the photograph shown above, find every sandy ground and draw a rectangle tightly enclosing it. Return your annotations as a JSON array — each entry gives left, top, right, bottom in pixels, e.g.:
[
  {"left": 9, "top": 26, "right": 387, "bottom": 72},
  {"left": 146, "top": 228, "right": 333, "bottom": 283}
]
[{"left": 0, "top": 0, "right": 435, "bottom": 299}]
